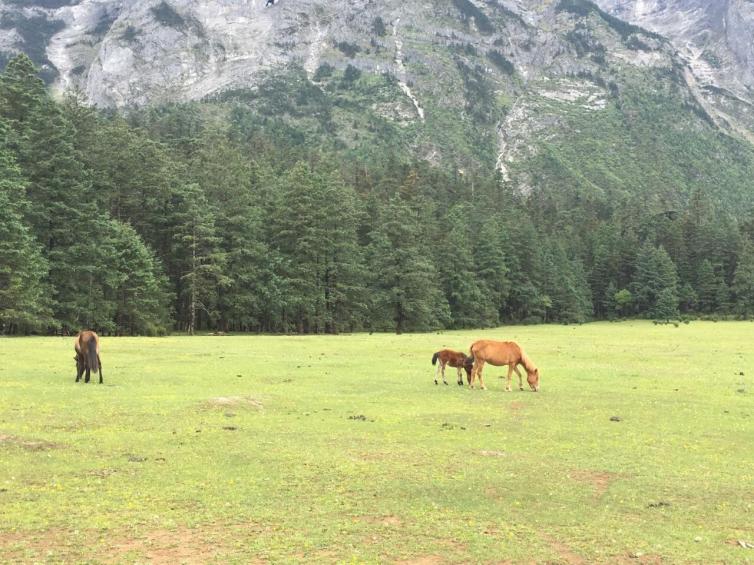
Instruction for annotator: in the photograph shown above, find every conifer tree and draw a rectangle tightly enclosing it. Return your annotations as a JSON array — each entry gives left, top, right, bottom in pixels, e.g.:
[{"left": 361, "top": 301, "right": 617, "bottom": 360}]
[
  {"left": 733, "top": 243, "right": 754, "bottom": 318},
  {"left": 0, "top": 119, "right": 51, "bottom": 332},
  {"left": 367, "top": 195, "right": 449, "bottom": 333},
  {"left": 440, "top": 206, "right": 496, "bottom": 327},
  {"left": 170, "top": 183, "right": 229, "bottom": 334}
]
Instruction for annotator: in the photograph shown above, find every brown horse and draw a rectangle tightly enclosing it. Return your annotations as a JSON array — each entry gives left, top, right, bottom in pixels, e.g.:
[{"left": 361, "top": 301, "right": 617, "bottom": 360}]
[
  {"left": 431, "top": 349, "right": 474, "bottom": 386},
  {"left": 468, "top": 340, "right": 539, "bottom": 392},
  {"left": 74, "top": 330, "right": 103, "bottom": 384}
]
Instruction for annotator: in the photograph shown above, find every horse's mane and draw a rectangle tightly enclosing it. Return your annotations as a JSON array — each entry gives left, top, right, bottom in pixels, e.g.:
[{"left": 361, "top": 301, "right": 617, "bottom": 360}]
[{"left": 520, "top": 350, "right": 537, "bottom": 373}]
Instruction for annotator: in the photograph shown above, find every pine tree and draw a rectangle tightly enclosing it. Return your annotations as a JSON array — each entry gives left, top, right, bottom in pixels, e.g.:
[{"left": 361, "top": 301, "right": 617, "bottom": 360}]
[
  {"left": 13, "top": 90, "right": 115, "bottom": 330},
  {"left": 632, "top": 243, "right": 679, "bottom": 318},
  {"left": 654, "top": 288, "right": 679, "bottom": 321},
  {"left": 695, "top": 259, "right": 719, "bottom": 313},
  {"left": 319, "top": 172, "right": 367, "bottom": 333},
  {"left": 271, "top": 162, "right": 366, "bottom": 333},
  {"left": 503, "top": 215, "right": 546, "bottom": 322},
  {"left": 170, "top": 183, "right": 229, "bottom": 334},
  {"left": 367, "top": 195, "right": 449, "bottom": 333},
  {"left": 541, "top": 241, "right": 592, "bottom": 323},
  {"left": 107, "top": 220, "right": 172, "bottom": 335},
  {"left": 439, "top": 206, "right": 497, "bottom": 328},
  {"left": 0, "top": 119, "right": 51, "bottom": 332},
  {"left": 0, "top": 54, "right": 47, "bottom": 130},
  {"left": 472, "top": 215, "right": 510, "bottom": 325},
  {"left": 733, "top": 243, "right": 754, "bottom": 318}
]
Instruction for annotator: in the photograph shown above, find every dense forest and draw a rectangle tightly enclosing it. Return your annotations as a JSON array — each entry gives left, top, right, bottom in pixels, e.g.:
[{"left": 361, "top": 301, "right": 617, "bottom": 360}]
[{"left": 1, "top": 54, "right": 754, "bottom": 335}]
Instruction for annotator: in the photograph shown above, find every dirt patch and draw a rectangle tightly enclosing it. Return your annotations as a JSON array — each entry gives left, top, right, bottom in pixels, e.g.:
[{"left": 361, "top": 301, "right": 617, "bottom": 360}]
[
  {"left": 569, "top": 469, "right": 620, "bottom": 498},
  {"left": 479, "top": 450, "right": 506, "bottom": 457},
  {"left": 542, "top": 534, "right": 586, "bottom": 564},
  {"left": 1, "top": 523, "right": 268, "bottom": 563},
  {"left": 0, "top": 433, "right": 61, "bottom": 451},
  {"left": 104, "top": 527, "right": 225, "bottom": 564},
  {"left": 204, "top": 396, "right": 263, "bottom": 410},
  {"left": 356, "top": 515, "right": 402, "bottom": 527},
  {"left": 610, "top": 552, "right": 664, "bottom": 564},
  {"left": 396, "top": 556, "right": 445, "bottom": 565},
  {"left": 0, "top": 528, "right": 71, "bottom": 561}
]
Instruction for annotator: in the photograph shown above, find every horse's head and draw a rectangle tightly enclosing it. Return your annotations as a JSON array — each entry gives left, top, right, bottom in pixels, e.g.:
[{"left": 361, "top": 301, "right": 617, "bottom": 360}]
[{"left": 527, "top": 368, "right": 540, "bottom": 392}]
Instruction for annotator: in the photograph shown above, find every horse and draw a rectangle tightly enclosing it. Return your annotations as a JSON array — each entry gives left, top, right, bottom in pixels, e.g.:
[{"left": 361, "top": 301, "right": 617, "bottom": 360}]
[
  {"left": 74, "top": 330, "right": 103, "bottom": 384},
  {"left": 431, "top": 349, "right": 474, "bottom": 386},
  {"left": 468, "top": 340, "right": 539, "bottom": 392}
]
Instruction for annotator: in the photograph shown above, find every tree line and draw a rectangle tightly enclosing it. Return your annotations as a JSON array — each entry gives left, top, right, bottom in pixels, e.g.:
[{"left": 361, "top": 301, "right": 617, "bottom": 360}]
[{"left": 1, "top": 54, "right": 754, "bottom": 335}]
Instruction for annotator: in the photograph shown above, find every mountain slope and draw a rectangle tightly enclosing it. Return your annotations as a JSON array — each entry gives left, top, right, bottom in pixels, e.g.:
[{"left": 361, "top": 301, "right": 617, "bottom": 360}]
[{"left": 1, "top": 0, "right": 753, "bottom": 210}]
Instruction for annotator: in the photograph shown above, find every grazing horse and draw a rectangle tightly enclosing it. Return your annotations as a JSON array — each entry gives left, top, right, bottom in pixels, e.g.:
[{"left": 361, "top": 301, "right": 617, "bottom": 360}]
[
  {"left": 74, "top": 330, "right": 103, "bottom": 384},
  {"left": 468, "top": 340, "right": 539, "bottom": 392},
  {"left": 431, "top": 349, "right": 474, "bottom": 386}
]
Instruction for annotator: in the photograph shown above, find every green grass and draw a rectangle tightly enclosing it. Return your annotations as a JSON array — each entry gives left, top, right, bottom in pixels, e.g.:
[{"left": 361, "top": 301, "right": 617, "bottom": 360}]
[{"left": 1, "top": 322, "right": 753, "bottom": 563}]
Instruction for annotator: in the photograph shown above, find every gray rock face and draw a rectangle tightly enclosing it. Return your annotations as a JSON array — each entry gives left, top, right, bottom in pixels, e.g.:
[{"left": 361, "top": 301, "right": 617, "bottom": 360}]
[
  {"left": 595, "top": 0, "right": 753, "bottom": 91},
  {"left": 594, "top": 0, "right": 754, "bottom": 140},
  {"left": 0, "top": 0, "right": 675, "bottom": 106},
  {"left": 1, "top": 0, "right": 753, "bottom": 172}
]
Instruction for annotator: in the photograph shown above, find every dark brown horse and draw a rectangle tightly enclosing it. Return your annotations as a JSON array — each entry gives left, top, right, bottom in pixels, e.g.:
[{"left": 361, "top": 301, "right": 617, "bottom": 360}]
[
  {"left": 468, "top": 340, "right": 539, "bottom": 392},
  {"left": 74, "top": 330, "right": 103, "bottom": 384},
  {"left": 431, "top": 349, "right": 474, "bottom": 386}
]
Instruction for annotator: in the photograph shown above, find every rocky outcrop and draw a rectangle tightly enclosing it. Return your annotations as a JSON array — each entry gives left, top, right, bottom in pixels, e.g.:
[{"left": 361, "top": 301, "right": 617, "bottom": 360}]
[
  {"left": 1, "top": 0, "right": 753, "bottom": 172},
  {"left": 594, "top": 0, "right": 754, "bottom": 140}
]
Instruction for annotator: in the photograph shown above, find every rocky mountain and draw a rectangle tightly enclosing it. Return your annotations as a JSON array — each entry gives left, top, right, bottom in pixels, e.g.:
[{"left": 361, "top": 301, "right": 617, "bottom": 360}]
[
  {"left": 1, "top": 0, "right": 754, "bottom": 208},
  {"left": 594, "top": 0, "right": 754, "bottom": 141}
]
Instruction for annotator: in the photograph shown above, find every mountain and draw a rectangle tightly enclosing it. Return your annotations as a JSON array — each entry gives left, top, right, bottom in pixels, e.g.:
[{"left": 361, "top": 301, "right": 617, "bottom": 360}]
[
  {"left": 594, "top": 0, "right": 754, "bottom": 142},
  {"left": 2, "top": 0, "right": 754, "bottom": 209}
]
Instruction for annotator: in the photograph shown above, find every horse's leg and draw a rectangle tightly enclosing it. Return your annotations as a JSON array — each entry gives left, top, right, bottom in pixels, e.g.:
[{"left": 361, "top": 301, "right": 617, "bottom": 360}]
[
  {"left": 505, "top": 365, "right": 514, "bottom": 392},
  {"left": 98, "top": 355, "right": 103, "bottom": 384},
  {"left": 514, "top": 365, "right": 524, "bottom": 390},
  {"left": 85, "top": 365, "right": 91, "bottom": 384},
  {"left": 441, "top": 362, "right": 448, "bottom": 385},
  {"left": 75, "top": 359, "right": 84, "bottom": 383},
  {"left": 434, "top": 361, "right": 441, "bottom": 385},
  {"left": 469, "top": 361, "right": 478, "bottom": 388},
  {"left": 456, "top": 366, "right": 463, "bottom": 386},
  {"left": 477, "top": 364, "right": 487, "bottom": 390}
]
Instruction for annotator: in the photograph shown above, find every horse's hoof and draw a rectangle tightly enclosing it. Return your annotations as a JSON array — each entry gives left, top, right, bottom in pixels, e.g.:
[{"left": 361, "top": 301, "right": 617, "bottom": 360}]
[
  {"left": 434, "top": 380, "right": 438, "bottom": 385},
  {"left": 520, "top": 387, "right": 524, "bottom": 391},
  {"left": 444, "top": 382, "right": 448, "bottom": 385}
]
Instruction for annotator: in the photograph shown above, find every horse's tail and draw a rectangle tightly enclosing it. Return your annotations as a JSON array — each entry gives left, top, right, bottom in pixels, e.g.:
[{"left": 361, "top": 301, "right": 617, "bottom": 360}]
[
  {"left": 431, "top": 352, "right": 439, "bottom": 365},
  {"left": 87, "top": 338, "right": 99, "bottom": 373}
]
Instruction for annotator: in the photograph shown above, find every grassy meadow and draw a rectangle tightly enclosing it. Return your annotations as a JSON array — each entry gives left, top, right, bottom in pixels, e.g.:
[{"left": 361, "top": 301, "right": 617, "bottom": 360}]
[{"left": 1, "top": 321, "right": 753, "bottom": 563}]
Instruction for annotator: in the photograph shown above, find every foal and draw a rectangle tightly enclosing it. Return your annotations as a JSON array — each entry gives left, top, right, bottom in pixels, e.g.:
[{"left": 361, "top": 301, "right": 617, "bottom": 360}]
[{"left": 431, "top": 349, "right": 474, "bottom": 386}]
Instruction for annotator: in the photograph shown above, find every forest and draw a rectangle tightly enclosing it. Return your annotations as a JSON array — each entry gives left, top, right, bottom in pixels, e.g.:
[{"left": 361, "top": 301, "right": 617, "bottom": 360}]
[{"left": 2, "top": 53, "right": 754, "bottom": 335}]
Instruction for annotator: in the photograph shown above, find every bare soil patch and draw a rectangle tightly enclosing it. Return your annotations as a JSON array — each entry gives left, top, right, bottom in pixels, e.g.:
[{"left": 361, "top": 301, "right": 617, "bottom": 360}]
[
  {"left": 0, "top": 528, "right": 71, "bottom": 561},
  {"left": 104, "top": 526, "right": 225, "bottom": 564},
  {"left": 355, "top": 515, "right": 402, "bottom": 527},
  {"left": 568, "top": 469, "right": 620, "bottom": 497},
  {"left": 204, "top": 396, "right": 263, "bottom": 410},
  {"left": 396, "top": 555, "right": 445, "bottom": 565},
  {"left": 0, "top": 433, "right": 61, "bottom": 451},
  {"left": 541, "top": 534, "right": 586, "bottom": 564}
]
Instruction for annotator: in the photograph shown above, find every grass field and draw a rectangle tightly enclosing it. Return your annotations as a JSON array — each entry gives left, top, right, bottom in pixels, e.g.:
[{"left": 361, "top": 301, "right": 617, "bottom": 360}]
[{"left": 1, "top": 321, "right": 753, "bottom": 564}]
